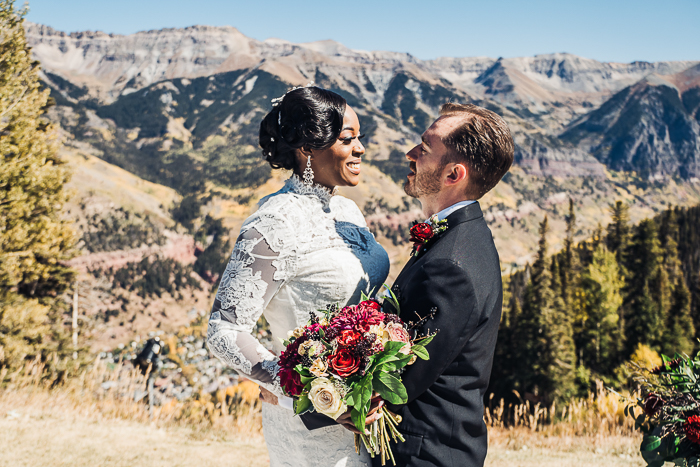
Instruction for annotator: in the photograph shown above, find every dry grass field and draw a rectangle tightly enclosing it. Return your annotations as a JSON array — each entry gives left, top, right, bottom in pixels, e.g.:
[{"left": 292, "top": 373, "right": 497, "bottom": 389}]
[
  {"left": 0, "top": 359, "right": 645, "bottom": 467},
  {"left": 0, "top": 402, "right": 644, "bottom": 467}
]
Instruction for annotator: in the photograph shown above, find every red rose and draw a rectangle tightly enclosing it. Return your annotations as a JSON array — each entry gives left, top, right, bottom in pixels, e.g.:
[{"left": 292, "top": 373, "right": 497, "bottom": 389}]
[
  {"left": 685, "top": 415, "right": 700, "bottom": 444},
  {"left": 643, "top": 393, "right": 664, "bottom": 417},
  {"left": 329, "top": 349, "right": 361, "bottom": 377},
  {"left": 337, "top": 330, "right": 361, "bottom": 347},
  {"left": 410, "top": 223, "right": 434, "bottom": 244},
  {"left": 359, "top": 300, "right": 381, "bottom": 311},
  {"left": 279, "top": 367, "right": 304, "bottom": 397}
]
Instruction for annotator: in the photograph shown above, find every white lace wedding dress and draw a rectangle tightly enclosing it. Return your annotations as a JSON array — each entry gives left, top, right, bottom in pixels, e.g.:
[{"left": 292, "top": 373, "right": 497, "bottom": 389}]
[{"left": 206, "top": 175, "right": 390, "bottom": 467}]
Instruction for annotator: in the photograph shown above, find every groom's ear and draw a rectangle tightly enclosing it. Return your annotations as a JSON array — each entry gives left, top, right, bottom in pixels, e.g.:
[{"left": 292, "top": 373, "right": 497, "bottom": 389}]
[{"left": 444, "top": 163, "right": 469, "bottom": 187}]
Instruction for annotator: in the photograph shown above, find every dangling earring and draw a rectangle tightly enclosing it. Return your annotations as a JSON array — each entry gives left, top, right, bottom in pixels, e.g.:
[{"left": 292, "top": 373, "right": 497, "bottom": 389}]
[{"left": 303, "top": 155, "right": 314, "bottom": 187}]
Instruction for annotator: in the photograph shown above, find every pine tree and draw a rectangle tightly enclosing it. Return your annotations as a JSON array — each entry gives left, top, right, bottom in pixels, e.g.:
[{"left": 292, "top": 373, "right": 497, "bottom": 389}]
[
  {"left": 606, "top": 201, "right": 631, "bottom": 268},
  {"left": 562, "top": 198, "right": 580, "bottom": 306},
  {"left": 659, "top": 210, "right": 684, "bottom": 285},
  {"left": 519, "top": 217, "right": 576, "bottom": 403},
  {"left": 580, "top": 244, "right": 624, "bottom": 376},
  {"left": 624, "top": 220, "right": 665, "bottom": 355},
  {"left": 692, "top": 273, "right": 700, "bottom": 343},
  {"left": 662, "top": 276, "right": 695, "bottom": 356},
  {"left": 0, "top": 2, "right": 75, "bottom": 371}
]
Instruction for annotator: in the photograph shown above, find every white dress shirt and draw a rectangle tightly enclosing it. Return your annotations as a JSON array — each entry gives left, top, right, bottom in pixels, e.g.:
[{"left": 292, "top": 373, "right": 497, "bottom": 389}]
[{"left": 425, "top": 200, "right": 476, "bottom": 223}]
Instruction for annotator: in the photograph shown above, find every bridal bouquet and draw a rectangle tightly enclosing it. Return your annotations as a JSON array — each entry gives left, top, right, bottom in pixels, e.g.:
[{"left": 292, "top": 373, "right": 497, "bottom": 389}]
[
  {"left": 278, "top": 291, "right": 433, "bottom": 466},
  {"left": 625, "top": 352, "right": 700, "bottom": 467}
]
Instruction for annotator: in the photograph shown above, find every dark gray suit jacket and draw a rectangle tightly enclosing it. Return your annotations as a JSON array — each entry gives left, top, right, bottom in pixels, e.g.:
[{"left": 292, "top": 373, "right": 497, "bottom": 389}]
[{"left": 374, "top": 202, "right": 502, "bottom": 467}]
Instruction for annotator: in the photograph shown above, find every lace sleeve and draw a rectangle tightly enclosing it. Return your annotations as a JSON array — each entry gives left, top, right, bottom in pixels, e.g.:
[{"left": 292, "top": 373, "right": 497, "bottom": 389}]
[{"left": 206, "top": 213, "right": 296, "bottom": 397}]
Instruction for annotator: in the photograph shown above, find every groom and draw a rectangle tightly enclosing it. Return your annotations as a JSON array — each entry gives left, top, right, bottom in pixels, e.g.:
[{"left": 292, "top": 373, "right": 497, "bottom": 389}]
[
  {"left": 301, "top": 103, "right": 513, "bottom": 466},
  {"left": 374, "top": 103, "right": 513, "bottom": 467}
]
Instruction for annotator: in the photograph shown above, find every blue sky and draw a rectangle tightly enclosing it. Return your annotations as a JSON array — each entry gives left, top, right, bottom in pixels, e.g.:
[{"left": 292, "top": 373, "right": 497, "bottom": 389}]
[{"left": 23, "top": 0, "right": 700, "bottom": 63}]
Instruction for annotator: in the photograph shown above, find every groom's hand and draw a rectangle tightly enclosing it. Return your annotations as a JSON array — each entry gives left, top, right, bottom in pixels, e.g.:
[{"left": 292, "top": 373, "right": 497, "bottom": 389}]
[{"left": 337, "top": 395, "right": 384, "bottom": 434}]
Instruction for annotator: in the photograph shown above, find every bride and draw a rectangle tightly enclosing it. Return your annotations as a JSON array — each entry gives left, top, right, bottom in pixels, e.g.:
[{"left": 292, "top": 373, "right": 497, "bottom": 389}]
[{"left": 206, "top": 86, "right": 390, "bottom": 466}]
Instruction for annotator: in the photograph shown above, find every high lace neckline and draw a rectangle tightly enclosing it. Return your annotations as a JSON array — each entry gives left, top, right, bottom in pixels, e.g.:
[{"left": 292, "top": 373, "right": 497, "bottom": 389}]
[{"left": 285, "top": 174, "right": 336, "bottom": 204}]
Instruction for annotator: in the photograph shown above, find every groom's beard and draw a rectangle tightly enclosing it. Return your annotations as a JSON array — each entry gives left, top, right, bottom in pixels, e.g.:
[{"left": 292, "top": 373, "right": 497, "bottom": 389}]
[{"left": 404, "top": 162, "right": 445, "bottom": 198}]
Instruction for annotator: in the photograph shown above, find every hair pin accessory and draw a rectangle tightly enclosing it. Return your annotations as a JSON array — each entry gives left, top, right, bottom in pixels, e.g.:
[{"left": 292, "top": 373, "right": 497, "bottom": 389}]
[{"left": 270, "top": 81, "right": 315, "bottom": 108}]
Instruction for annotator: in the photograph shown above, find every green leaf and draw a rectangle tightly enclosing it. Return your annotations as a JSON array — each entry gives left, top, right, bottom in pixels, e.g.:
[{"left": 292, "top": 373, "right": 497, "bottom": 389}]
[
  {"left": 383, "top": 341, "right": 407, "bottom": 354},
  {"left": 412, "top": 345, "right": 429, "bottom": 360},
  {"left": 382, "top": 283, "right": 401, "bottom": 315},
  {"left": 300, "top": 374, "right": 316, "bottom": 385},
  {"left": 350, "top": 384, "right": 362, "bottom": 410},
  {"left": 373, "top": 375, "right": 407, "bottom": 404},
  {"left": 377, "top": 372, "right": 408, "bottom": 403},
  {"left": 345, "top": 392, "right": 355, "bottom": 406},
  {"left": 294, "top": 394, "right": 312, "bottom": 415},
  {"left": 373, "top": 353, "right": 400, "bottom": 366},
  {"left": 377, "top": 357, "right": 411, "bottom": 373},
  {"left": 358, "top": 374, "right": 373, "bottom": 411},
  {"left": 641, "top": 436, "right": 662, "bottom": 452},
  {"left": 414, "top": 335, "right": 434, "bottom": 347},
  {"left": 351, "top": 407, "right": 367, "bottom": 432}
]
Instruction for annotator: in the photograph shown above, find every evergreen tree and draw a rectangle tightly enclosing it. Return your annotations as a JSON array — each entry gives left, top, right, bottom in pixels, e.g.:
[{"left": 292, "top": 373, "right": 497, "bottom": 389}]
[
  {"left": 606, "top": 201, "right": 631, "bottom": 268},
  {"left": 519, "top": 217, "right": 576, "bottom": 403},
  {"left": 579, "top": 244, "right": 624, "bottom": 376},
  {"left": 562, "top": 198, "right": 580, "bottom": 306},
  {"left": 692, "top": 273, "right": 700, "bottom": 343},
  {"left": 0, "top": 2, "right": 75, "bottom": 371},
  {"left": 659, "top": 210, "right": 684, "bottom": 285},
  {"left": 662, "top": 276, "right": 695, "bottom": 356},
  {"left": 489, "top": 281, "right": 521, "bottom": 401},
  {"left": 624, "top": 220, "right": 665, "bottom": 355}
]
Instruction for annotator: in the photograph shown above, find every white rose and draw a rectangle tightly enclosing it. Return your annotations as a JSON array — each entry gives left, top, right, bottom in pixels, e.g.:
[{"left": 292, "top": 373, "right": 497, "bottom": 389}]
[
  {"left": 309, "top": 357, "right": 329, "bottom": 377},
  {"left": 299, "top": 340, "right": 324, "bottom": 357},
  {"left": 368, "top": 323, "right": 390, "bottom": 346},
  {"left": 308, "top": 377, "right": 347, "bottom": 420}
]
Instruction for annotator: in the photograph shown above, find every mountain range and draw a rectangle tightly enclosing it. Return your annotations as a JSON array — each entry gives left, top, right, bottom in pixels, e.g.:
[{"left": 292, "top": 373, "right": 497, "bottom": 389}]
[
  {"left": 24, "top": 22, "right": 700, "bottom": 348},
  {"left": 28, "top": 22, "right": 700, "bottom": 179}
]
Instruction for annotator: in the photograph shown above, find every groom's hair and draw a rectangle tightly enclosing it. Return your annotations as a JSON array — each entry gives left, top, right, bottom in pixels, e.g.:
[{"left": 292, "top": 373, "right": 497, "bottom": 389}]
[{"left": 439, "top": 103, "right": 514, "bottom": 199}]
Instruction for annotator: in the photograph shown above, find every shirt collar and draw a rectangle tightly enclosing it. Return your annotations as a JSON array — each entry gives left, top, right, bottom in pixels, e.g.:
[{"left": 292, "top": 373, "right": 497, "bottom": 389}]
[{"left": 425, "top": 200, "right": 476, "bottom": 223}]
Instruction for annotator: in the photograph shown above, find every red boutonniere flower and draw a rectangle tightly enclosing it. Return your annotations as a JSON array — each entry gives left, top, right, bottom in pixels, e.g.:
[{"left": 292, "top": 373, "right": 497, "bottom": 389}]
[{"left": 409, "top": 215, "right": 448, "bottom": 257}]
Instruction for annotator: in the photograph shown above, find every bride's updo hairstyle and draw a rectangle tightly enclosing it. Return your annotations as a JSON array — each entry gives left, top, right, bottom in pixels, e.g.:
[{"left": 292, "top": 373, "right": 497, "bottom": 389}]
[{"left": 259, "top": 86, "right": 347, "bottom": 170}]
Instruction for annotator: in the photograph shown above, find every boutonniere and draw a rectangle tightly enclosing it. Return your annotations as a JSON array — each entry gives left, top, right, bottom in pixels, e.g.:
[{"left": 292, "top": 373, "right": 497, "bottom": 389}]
[{"left": 409, "top": 214, "right": 448, "bottom": 257}]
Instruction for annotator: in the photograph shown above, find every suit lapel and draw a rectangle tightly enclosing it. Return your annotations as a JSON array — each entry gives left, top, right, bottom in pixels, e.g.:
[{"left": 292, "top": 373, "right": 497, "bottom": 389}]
[
  {"left": 443, "top": 201, "right": 483, "bottom": 228},
  {"left": 414, "top": 202, "right": 484, "bottom": 258},
  {"left": 388, "top": 202, "right": 483, "bottom": 310}
]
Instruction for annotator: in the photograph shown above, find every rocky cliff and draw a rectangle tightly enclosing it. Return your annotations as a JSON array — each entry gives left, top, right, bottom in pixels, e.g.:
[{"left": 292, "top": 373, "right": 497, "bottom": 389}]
[{"left": 27, "top": 22, "right": 700, "bottom": 179}]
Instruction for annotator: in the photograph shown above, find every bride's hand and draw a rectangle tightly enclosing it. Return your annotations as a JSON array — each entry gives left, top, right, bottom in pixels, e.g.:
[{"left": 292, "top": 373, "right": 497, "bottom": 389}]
[
  {"left": 259, "top": 387, "right": 279, "bottom": 405},
  {"left": 337, "top": 394, "right": 384, "bottom": 434}
]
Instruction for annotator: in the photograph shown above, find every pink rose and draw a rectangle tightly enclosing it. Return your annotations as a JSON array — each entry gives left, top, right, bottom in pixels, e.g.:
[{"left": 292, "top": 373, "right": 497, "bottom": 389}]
[{"left": 386, "top": 322, "right": 410, "bottom": 344}]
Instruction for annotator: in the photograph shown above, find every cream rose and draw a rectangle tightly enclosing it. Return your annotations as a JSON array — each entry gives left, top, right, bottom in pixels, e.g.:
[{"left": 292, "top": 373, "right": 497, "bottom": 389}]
[
  {"left": 309, "top": 357, "right": 329, "bottom": 377},
  {"left": 287, "top": 327, "right": 305, "bottom": 339},
  {"left": 308, "top": 377, "right": 347, "bottom": 420},
  {"left": 299, "top": 340, "right": 324, "bottom": 357},
  {"left": 368, "top": 323, "right": 390, "bottom": 346}
]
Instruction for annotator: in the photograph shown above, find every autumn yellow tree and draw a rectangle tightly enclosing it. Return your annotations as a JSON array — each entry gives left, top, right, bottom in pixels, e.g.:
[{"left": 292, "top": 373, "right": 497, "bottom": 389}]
[{"left": 0, "top": 0, "right": 75, "bottom": 371}]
